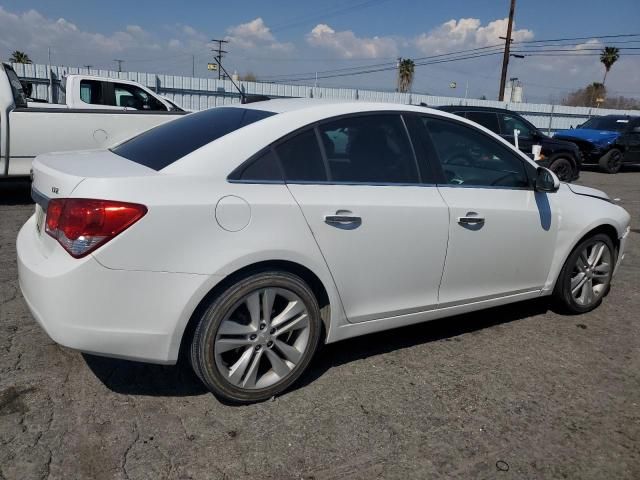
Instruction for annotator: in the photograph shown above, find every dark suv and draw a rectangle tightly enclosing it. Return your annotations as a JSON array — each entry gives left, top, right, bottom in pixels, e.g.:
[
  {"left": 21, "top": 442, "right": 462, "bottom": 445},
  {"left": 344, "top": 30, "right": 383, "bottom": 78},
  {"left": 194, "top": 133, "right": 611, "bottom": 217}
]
[
  {"left": 554, "top": 115, "right": 640, "bottom": 174},
  {"left": 437, "top": 106, "right": 581, "bottom": 182}
]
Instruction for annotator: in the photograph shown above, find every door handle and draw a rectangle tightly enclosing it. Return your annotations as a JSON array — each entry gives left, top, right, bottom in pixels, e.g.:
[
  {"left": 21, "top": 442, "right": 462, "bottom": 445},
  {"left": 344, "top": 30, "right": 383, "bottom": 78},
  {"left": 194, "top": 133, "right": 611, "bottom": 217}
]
[
  {"left": 325, "top": 210, "right": 361, "bottom": 227},
  {"left": 457, "top": 212, "right": 485, "bottom": 225}
]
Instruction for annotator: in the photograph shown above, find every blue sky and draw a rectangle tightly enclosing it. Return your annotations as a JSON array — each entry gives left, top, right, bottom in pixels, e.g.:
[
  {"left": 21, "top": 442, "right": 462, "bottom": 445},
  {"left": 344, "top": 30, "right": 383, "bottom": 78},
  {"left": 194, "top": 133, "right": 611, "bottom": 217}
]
[{"left": 1, "top": 1, "right": 639, "bottom": 102}]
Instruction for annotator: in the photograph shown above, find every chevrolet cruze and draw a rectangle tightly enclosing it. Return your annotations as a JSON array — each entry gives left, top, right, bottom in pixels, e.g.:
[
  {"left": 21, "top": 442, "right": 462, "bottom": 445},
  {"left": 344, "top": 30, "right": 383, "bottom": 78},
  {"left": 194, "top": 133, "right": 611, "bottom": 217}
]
[{"left": 17, "top": 100, "right": 631, "bottom": 403}]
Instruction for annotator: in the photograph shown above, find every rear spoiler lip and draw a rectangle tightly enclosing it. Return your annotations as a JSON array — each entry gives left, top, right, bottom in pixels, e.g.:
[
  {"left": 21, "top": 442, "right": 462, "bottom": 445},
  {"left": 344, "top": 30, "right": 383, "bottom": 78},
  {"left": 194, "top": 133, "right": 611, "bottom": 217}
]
[{"left": 31, "top": 186, "right": 49, "bottom": 210}]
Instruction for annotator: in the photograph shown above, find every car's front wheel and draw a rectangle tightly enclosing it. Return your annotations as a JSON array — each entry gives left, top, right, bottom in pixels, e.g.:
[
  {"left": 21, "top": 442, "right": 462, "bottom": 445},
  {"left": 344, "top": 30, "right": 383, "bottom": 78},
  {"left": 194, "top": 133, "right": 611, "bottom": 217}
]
[
  {"left": 190, "top": 271, "right": 322, "bottom": 403},
  {"left": 599, "top": 148, "right": 623, "bottom": 174},
  {"left": 549, "top": 157, "right": 575, "bottom": 182},
  {"left": 553, "top": 233, "right": 615, "bottom": 314}
]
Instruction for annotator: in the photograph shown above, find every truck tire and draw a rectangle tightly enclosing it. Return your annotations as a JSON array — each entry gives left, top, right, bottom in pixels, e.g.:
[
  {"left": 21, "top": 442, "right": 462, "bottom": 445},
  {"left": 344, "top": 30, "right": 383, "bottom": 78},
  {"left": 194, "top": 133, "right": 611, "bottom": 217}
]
[
  {"left": 598, "top": 148, "right": 623, "bottom": 174},
  {"left": 549, "top": 157, "right": 574, "bottom": 182}
]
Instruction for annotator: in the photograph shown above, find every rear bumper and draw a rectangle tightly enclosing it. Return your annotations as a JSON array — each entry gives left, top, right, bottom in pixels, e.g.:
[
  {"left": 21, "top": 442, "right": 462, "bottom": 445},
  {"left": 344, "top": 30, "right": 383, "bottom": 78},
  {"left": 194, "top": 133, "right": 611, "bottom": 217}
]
[{"left": 17, "top": 215, "right": 216, "bottom": 364}]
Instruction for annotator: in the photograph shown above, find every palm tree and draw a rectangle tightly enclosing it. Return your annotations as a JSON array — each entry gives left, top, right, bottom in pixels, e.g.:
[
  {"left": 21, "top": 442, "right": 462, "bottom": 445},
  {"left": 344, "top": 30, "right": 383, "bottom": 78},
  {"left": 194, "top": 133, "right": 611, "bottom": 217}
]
[
  {"left": 9, "top": 51, "right": 32, "bottom": 64},
  {"left": 600, "top": 46, "right": 619, "bottom": 86},
  {"left": 397, "top": 58, "right": 415, "bottom": 93}
]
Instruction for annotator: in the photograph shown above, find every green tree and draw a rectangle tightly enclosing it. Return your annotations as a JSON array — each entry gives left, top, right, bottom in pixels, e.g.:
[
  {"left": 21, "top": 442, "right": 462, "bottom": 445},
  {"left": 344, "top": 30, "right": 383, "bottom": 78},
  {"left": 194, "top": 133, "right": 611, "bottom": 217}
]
[
  {"left": 397, "top": 58, "right": 415, "bottom": 93},
  {"left": 9, "top": 50, "right": 32, "bottom": 64},
  {"left": 600, "top": 46, "right": 620, "bottom": 86},
  {"left": 562, "top": 82, "right": 606, "bottom": 107},
  {"left": 239, "top": 72, "right": 257, "bottom": 82}
]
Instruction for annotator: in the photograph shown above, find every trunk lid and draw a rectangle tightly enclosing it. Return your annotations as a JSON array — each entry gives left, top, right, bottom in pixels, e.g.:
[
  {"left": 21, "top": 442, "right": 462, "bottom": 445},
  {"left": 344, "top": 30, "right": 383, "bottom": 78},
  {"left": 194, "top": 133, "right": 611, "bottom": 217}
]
[
  {"left": 32, "top": 149, "right": 157, "bottom": 199},
  {"left": 30, "top": 149, "right": 157, "bottom": 257}
]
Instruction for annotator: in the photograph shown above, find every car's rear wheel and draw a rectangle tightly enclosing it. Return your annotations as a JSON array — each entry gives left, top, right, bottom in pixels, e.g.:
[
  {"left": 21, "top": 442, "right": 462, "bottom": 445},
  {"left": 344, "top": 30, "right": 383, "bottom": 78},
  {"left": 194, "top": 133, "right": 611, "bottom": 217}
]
[
  {"left": 190, "top": 271, "right": 321, "bottom": 403},
  {"left": 549, "top": 157, "right": 574, "bottom": 182},
  {"left": 599, "top": 148, "right": 623, "bottom": 174},
  {"left": 553, "top": 233, "right": 615, "bottom": 314}
]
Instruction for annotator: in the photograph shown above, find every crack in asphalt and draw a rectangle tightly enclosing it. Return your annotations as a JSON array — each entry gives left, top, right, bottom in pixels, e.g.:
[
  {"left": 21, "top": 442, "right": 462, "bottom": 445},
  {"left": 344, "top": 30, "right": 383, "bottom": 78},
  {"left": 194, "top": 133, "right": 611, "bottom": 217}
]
[{"left": 121, "top": 424, "right": 140, "bottom": 480}]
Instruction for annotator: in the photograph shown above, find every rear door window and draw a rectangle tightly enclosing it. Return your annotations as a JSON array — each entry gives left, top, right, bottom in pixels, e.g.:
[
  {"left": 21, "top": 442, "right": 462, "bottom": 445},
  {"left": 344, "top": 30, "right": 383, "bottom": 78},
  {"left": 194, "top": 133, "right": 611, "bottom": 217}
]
[
  {"left": 318, "top": 114, "right": 419, "bottom": 184},
  {"left": 275, "top": 130, "right": 327, "bottom": 182},
  {"left": 237, "top": 149, "right": 283, "bottom": 181},
  {"left": 79, "top": 80, "right": 104, "bottom": 105},
  {"left": 465, "top": 111, "right": 500, "bottom": 133},
  {"left": 111, "top": 107, "right": 276, "bottom": 170}
]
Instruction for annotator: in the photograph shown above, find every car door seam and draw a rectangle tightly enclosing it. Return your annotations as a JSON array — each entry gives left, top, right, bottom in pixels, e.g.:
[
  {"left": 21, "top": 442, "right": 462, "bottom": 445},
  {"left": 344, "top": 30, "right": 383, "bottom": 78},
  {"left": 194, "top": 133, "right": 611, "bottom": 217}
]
[
  {"left": 283, "top": 182, "right": 350, "bottom": 322},
  {"left": 434, "top": 184, "right": 451, "bottom": 306}
]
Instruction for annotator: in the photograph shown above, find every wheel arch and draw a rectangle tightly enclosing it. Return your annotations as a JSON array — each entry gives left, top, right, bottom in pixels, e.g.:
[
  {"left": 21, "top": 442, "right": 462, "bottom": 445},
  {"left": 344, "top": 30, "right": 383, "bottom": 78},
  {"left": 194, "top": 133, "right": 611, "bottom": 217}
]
[
  {"left": 177, "top": 259, "right": 332, "bottom": 362},
  {"left": 548, "top": 151, "right": 577, "bottom": 169},
  {"left": 547, "top": 222, "right": 621, "bottom": 294}
]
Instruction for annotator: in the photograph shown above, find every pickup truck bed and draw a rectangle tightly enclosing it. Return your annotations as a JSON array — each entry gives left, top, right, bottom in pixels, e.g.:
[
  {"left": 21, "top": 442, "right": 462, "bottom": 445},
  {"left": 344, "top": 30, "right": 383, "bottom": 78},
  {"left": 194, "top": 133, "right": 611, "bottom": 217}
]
[{"left": 1, "top": 63, "right": 186, "bottom": 178}]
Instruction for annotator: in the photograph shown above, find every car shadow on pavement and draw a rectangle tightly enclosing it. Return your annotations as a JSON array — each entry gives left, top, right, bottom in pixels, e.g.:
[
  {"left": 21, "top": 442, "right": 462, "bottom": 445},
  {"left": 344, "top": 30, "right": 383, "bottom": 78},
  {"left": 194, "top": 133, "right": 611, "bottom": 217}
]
[
  {"left": 83, "top": 354, "right": 209, "bottom": 396},
  {"left": 0, "top": 179, "right": 33, "bottom": 205},
  {"left": 295, "top": 298, "right": 550, "bottom": 393},
  {"left": 83, "top": 298, "right": 550, "bottom": 399}
]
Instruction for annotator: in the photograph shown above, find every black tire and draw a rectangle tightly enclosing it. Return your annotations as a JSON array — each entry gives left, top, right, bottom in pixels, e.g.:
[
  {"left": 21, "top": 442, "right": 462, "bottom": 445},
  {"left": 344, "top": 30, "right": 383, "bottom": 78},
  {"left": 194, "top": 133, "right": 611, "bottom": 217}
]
[
  {"left": 549, "top": 157, "right": 575, "bottom": 182},
  {"left": 553, "top": 233, "right": 616, "bottom": 314},
  {"left": 190, "top": 271, "right": 322, "bottom": 403},
  {"left": 598, "top": 148, "right": 623, "bottom": 174}
]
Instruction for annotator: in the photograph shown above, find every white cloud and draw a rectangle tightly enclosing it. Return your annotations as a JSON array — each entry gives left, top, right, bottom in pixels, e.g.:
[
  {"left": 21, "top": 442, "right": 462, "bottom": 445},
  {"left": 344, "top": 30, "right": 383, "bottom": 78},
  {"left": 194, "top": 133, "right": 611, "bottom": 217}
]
[
  {"left": 415, "top": 17, "right": 534, "bottom": 54},
  {"left": 225, "top": 18, "right": 293, "bottom": 53},
  {"left": 306, "top": 24, "right": 397, "bottom": 59}
]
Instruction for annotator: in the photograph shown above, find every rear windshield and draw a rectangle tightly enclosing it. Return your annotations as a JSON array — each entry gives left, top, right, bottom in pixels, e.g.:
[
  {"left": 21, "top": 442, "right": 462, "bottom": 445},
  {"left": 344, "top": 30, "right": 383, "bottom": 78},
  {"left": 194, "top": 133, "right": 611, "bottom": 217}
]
[
  {"left": 111, "top": 107, "right": 276, "bottom": 170},
  {"left": 581, "top": 117, "right": 632, "bottom": 132}
]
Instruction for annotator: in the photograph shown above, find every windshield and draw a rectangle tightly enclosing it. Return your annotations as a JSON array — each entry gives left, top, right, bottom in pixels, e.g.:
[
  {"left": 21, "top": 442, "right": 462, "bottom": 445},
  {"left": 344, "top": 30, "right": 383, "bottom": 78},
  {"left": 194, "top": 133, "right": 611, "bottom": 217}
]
[
  {"left": 111, "top": 107, "right": 276, "bottom": 170},
  {"left": 581, "top": 117, "right": 631, "bottom": 132}
]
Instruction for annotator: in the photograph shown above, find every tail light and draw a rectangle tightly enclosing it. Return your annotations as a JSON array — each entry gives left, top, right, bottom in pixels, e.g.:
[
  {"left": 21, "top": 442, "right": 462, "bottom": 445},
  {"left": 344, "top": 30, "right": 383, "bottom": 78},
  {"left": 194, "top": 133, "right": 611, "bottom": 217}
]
[{"left": 45, "top": 199, "right": 147, "bottom": 258}]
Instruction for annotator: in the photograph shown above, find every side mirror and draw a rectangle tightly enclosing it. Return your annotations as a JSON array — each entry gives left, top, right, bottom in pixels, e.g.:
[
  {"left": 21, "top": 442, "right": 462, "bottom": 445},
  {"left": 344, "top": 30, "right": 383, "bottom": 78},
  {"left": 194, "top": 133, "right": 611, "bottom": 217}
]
[
  {"left": 535, "top": 167, "right": 560, "bottom": 193},
  {"left": 632, "top": 126, "right": 640, "bottom": 133}
]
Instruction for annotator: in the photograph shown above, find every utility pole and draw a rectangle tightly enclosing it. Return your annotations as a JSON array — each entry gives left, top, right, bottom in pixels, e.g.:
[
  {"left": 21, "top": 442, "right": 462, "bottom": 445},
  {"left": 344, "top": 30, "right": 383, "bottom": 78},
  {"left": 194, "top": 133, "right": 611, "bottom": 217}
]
[
  {"left": 114, "top": 59, "right": 124, "bottom": 73},
  {"left": 192, "top": 55, "right": 195, "bottom": 77},
  {"left": 83, "top": 65, "right": 93, "bottom": 70},
  {"left": 211, "top": 39, "right": 228, "bottom": 80},
  {"left": 498, "top": 0, "right": 516, "bottom": 101}
]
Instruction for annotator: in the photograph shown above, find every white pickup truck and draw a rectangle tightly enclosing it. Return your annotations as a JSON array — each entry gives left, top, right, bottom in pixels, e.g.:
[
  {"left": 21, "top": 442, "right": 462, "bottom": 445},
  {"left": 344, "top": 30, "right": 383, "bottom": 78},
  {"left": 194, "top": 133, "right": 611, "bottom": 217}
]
[
  {"left": 27, "top": 72, "right": 186, "bottom": 112},
  {"left": 1, "top": 63, "right": 187, "bottom": 177}
]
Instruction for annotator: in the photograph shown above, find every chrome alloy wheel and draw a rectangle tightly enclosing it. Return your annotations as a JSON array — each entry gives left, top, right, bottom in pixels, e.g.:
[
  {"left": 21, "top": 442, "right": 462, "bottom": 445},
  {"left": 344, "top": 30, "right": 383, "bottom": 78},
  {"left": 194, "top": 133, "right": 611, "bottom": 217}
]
[
  {"left": 214, "top": 288, "right": 311, "bottom": 389},
  {"left": 570, "top": 240, "right": 612, "bottom": 307}
]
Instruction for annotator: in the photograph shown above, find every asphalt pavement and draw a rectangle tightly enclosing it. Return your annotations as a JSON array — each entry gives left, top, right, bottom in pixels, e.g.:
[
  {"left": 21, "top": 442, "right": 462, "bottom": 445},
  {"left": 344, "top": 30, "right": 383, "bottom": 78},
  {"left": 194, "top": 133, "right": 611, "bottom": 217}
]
[{"left": 1, "top": 170, "right": 639, "bottom": 479}]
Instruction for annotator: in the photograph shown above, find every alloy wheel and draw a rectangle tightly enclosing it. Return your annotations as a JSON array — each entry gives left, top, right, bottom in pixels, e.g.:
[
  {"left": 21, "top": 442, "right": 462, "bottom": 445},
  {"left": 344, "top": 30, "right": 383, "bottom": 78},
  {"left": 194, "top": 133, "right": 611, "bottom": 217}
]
[
  {"left": 214, "top": 288, "right": 311, "bottom": 389},
  {"left": 570, "top": 241, "right": 612, "bottom": 307},
  {"left": 608, "top": 150, "right": 622, "bottom": 172}
]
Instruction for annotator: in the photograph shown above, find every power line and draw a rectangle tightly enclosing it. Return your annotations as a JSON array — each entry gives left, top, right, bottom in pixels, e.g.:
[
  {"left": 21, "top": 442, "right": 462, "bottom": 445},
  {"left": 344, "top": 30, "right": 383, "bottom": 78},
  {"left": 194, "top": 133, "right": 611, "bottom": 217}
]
[
  {"left": 269, "top": 0, "right": 391, "bottom": 33},
  {"left": 258, "top": 33, "right": 640, "bottom": 84}
]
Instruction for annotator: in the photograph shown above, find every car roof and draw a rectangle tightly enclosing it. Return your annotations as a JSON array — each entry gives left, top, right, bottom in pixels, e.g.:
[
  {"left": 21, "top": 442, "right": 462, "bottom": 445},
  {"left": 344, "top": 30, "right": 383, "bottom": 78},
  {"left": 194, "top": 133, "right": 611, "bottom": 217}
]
[
  {"left": 436, "top": 105, "right": 517, "bottom": 114},
  {"left": 164, "top": 99, "right": 540, "bottom": 177},
  {"left": 597, "top": 114, "right": 640, "bottom": 120},
  {"left": 232, "top": 97, "right": 423, "bottom": 115}
]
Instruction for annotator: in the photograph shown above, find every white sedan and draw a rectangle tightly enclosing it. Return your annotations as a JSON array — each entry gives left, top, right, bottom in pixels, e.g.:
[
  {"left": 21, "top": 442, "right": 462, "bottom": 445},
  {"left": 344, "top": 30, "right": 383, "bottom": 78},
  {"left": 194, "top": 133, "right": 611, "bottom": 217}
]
[{"left": 17, "top": 100, "right": 631, "bottom": 403}]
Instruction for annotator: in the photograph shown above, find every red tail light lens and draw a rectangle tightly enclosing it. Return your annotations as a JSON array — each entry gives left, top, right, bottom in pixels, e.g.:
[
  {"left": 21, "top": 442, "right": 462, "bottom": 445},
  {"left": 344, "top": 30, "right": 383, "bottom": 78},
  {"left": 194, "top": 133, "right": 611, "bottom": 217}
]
[{"left": 45, "top": 199, "right": 147, "bottom": 258}]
